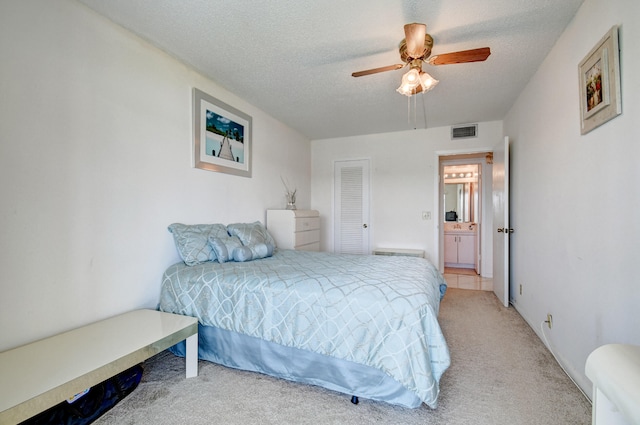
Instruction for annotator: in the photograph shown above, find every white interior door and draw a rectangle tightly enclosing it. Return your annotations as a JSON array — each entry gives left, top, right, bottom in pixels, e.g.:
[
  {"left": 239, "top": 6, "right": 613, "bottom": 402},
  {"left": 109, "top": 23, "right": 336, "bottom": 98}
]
[
  {"left": 492, "top": 137, "right": 510, "bottom": 307},
  {"left": 334, "top": 159, "right": 370, "bottom": 254}
]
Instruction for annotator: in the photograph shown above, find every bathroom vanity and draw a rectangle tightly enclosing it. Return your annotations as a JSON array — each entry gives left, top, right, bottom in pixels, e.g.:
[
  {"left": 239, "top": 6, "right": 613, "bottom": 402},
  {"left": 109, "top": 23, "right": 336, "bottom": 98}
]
[{"left": 444, "top": 223, "right": 477, "bottom": 270}]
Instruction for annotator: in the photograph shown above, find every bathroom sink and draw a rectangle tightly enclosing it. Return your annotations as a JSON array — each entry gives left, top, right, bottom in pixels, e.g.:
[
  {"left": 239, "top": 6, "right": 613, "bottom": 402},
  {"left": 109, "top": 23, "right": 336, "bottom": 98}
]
[{"left": 444, "top": 223, "right": 477, "bottom": 232}]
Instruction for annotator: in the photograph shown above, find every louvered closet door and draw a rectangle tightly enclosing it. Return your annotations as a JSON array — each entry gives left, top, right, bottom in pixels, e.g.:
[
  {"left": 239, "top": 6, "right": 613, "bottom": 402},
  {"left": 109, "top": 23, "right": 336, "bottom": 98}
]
[{"left": 334, "top": 159, "right": 370, "bottom": 254}]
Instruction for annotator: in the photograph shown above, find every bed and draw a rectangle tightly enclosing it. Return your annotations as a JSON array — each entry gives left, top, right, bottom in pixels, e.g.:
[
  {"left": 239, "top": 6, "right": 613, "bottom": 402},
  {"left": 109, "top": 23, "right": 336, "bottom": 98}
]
[{"left": 159, "top": 222, "right": 450, "bottom": 408}]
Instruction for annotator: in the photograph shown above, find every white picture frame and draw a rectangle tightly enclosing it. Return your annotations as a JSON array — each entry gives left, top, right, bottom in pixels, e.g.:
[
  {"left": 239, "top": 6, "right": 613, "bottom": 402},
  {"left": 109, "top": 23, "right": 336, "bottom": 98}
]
[
  {"left": 578, "top": 26, "right": 621, "bottom": 135},
  {"left": 193, "top": 88, "right": 252, "bottom": 177}
]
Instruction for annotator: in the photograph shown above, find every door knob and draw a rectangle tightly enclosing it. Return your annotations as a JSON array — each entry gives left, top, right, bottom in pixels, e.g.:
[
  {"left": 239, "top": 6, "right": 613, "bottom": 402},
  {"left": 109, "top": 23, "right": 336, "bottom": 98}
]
[
  {"left": 363, "top": 224, "right": 368, "bottom": 229},
  {"left": 508, "top": 228, "right": 514, "bottom": 233},
  {"left": 497, "top": 228, "right": 504, "bottom": 233}
]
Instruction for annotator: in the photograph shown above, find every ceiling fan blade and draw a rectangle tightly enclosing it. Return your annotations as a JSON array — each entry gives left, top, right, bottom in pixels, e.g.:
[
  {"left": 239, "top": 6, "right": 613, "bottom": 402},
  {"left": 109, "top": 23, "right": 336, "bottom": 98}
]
[
  {"left": 428, "top": 47, "right": 491, "bottom": 65},
  {"left": 404, "top": 23, "right": 427, "bottom": 58},
  {"left": 351, "top": 63, "right": 404, "bottom": 77}
]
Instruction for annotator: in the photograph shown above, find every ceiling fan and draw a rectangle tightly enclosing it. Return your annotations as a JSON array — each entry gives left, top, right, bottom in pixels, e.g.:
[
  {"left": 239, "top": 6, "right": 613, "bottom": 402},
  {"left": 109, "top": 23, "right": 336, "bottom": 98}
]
[{"left": 352, "top": 23, "right": 491, "bottom": 96}]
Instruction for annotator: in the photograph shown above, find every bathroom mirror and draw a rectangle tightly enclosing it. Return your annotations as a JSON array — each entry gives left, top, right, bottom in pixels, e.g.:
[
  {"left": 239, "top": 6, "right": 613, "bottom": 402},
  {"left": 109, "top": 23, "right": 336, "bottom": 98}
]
[{"left": 443, "top": 164, "right": 479, "bottom": 223}]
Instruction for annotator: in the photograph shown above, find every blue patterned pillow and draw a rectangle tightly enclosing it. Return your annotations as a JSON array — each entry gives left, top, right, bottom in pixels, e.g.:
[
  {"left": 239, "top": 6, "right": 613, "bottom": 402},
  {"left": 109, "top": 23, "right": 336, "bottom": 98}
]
[
  {"left": 208, "top": 236, "right": 243, "bottom": 263},
  {"left": 168, "top": 223, "right": 228, "bottom": 266},
  {"left": 232, "top": 243, "right": 275, "bottom": 262},
  {"left": 227, "top": 221, "right": 276, "bottom": 247}
]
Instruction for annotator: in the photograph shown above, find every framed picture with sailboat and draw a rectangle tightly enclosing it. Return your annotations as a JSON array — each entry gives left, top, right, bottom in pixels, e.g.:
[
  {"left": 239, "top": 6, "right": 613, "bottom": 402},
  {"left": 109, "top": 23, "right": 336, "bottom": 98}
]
[{"left": 193, "top": 88, "right": 252, "bottom": 177}]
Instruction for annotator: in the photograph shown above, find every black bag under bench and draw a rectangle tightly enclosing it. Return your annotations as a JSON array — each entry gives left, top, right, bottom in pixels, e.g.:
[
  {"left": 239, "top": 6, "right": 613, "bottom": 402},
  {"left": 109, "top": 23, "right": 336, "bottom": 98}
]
[{"left": 20, "top": 364, "right": 143, "bottom": 425}]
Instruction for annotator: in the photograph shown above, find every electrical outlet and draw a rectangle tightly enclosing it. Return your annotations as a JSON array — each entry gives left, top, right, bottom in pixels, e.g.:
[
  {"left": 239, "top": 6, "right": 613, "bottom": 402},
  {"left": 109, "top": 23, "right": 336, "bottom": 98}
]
[
  {"left": 546, "top": 314, "right": 553, "bottom": 329},
  {"left": 422, "top": 211, "right": 431, "bottom": 220}
]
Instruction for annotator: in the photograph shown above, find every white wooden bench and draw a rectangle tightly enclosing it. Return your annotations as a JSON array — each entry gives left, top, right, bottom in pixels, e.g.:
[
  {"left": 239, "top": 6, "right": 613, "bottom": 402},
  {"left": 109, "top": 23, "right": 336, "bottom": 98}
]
[{"left": 0, "top": 309, "right": 198, "bottom": 424}]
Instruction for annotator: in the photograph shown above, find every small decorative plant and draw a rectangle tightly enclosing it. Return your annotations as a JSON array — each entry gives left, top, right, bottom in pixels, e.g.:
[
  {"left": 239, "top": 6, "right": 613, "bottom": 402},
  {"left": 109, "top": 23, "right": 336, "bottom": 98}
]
[{"left": 281, "top": 177, "right": 297, "bottom": 209}]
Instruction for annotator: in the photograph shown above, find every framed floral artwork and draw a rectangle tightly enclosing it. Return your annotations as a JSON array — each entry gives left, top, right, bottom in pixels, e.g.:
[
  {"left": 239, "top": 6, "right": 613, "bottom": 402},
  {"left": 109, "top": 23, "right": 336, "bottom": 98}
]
[{"left": 578, "top": 26, "right": 621, "bottom": 135}]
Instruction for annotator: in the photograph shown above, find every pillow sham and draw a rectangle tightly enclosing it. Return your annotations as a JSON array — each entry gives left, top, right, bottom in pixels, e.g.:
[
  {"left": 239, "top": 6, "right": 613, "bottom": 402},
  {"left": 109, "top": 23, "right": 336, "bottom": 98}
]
[
  {"left": 168, "top": 223, "right": 228, "bottom": 266},
  {"left": 208, "top": 235, "right": 243, "bottom": 263},
  {"left": 227, "top": 221, "right": 276, "bottom": 247},
  {"left": 232, "top": 242, "right": 275, "bottom": 262}
]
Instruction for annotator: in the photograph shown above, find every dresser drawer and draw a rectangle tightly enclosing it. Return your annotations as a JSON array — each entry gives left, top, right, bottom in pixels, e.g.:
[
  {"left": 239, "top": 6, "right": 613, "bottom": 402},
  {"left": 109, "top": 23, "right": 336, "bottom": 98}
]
[
  {"left": 294, "top": 229, "right": 320, "bottom": 247},
  {"left": 266, "top": 209, "right": 320, "bottom": 251},
  {"left": 294, "top": 217, "right": 319, "bottom": 232},
  {"left": 295, "top": 241, "right": 320, "bottom": 252}
]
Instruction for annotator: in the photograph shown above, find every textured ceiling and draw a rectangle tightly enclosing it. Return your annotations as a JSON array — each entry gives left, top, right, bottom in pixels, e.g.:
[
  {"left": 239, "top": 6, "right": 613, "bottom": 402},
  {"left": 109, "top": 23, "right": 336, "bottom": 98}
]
[{"left": 76, "top": 0, "right": 584, "bottom": 140}]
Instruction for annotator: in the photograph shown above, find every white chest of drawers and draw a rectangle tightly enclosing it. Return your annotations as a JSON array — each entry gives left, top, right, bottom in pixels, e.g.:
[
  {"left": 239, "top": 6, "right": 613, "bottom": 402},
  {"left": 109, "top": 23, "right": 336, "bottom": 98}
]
[{"left": 267, "top": 209, "right": 320, "bottom": 251}]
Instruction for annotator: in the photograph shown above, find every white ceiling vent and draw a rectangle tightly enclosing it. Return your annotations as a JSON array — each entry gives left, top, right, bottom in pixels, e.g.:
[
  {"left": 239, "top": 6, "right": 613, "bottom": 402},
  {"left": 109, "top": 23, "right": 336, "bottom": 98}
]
[{"left": 451, "top": 124, "right": 478, "bottom": 139}]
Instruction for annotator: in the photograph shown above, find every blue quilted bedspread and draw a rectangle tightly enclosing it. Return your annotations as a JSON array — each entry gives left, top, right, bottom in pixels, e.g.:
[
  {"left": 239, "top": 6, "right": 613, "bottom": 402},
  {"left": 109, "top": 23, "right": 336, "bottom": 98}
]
[{"left": 159, "top": 249, "right": 450, "bottom": 407}]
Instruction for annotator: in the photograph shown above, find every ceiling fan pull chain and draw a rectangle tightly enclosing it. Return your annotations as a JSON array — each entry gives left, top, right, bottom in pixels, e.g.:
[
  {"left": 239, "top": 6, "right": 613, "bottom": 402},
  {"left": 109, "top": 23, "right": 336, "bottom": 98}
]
[
  {"left": 422, "top": 93, "right": 428, "bottom": 129},
  {"left": 412, "top": 91, "right": 418, "bottom": 130}
]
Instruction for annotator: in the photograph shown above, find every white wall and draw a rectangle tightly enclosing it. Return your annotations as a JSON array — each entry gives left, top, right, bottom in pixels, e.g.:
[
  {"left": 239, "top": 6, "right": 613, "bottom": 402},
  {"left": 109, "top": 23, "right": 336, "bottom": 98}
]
[
  {"left": 0, "top": 0, "right": 310, "bottom": 351},
  {"left": 310, "top": 121, "right": 502, "bottom": 269},
  {"left": 504, "top": 0, "right": 640, "bottom": 394}
]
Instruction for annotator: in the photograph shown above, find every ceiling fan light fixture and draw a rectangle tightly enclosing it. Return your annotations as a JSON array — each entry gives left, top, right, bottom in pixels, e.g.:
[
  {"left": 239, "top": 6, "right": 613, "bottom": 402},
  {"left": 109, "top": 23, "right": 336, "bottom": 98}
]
[
  {"left": 397, "top": 68, "right": 423, "bottom": 96},
  {"left": 397, "top": 70, "right": 439, "bottom": 97},
  {"left": 419, "top": 72, "right": 439, "bottom": 92},
  {"left": 401, "top": 68, "right": 421, "bottom": 85},
  {"left": 396, "top": 82, "right": 415, "bottom": 97}
]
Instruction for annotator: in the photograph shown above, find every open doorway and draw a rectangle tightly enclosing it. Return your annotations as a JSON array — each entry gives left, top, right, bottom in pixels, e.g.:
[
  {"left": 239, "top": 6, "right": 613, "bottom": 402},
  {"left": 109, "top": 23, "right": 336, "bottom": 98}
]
[
  {"left": 443, "top": 163, "right": 480, "bottom": 273},
  {"left": 438, "top": 152, "right": 493, "bottom": 278}
]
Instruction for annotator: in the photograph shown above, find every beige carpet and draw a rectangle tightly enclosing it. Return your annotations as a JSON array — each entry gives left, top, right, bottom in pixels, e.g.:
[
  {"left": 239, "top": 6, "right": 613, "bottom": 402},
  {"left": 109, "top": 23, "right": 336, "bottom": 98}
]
[{"left": 95, "top": 289, "right": 591, "bottom": 424}]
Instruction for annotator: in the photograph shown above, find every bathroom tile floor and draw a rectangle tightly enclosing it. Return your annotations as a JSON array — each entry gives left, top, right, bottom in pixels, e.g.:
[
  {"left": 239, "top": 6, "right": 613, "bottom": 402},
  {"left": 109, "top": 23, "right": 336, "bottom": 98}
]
[{"left": 443, "top": 267, "right": 493, "bottom": 291}]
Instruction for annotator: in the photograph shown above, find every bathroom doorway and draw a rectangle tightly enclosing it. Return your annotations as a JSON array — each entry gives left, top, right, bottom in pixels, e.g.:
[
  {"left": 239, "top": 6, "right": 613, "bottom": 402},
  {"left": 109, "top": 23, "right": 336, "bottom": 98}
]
[{"left": 439, "top": 152, "right": 493, "bottom": 278}]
